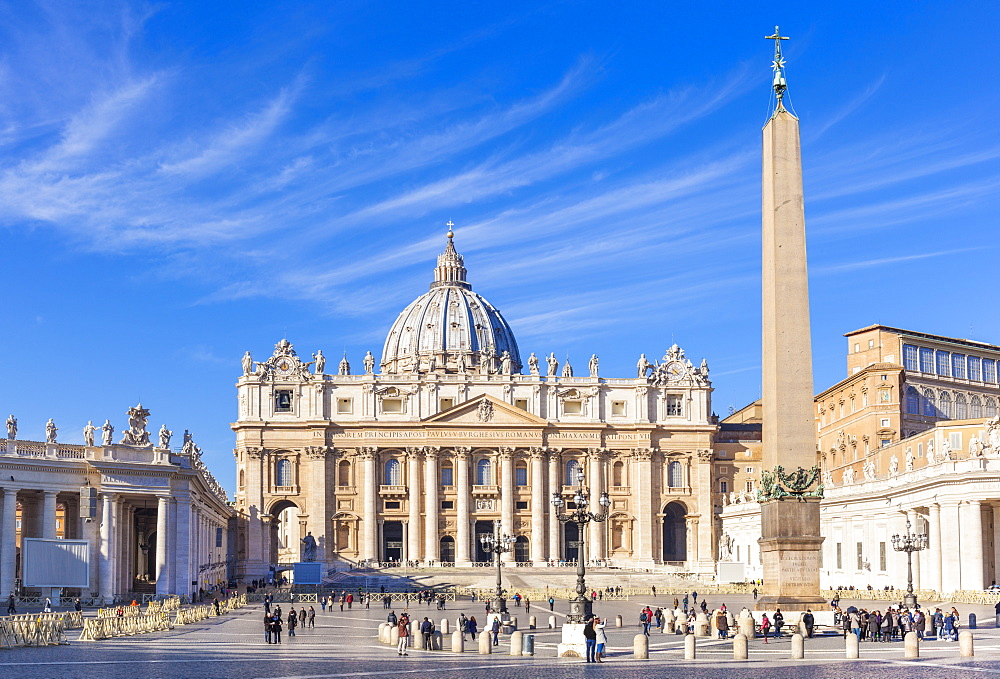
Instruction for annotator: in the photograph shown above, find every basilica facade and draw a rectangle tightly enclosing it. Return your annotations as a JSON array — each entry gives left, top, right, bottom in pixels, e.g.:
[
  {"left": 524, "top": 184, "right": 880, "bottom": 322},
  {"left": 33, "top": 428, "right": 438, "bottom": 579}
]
[{"left": 232, "top": 232, "right": 718, "bottom": 577}]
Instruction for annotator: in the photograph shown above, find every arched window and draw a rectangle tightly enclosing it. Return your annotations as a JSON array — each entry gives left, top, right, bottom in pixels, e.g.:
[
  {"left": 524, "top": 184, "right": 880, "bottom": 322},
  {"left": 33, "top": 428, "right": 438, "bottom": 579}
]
[
  {"left": 338, "top": 460, "right": 350, "bottom": 487},
  {"left": 276, "top": 459, "right": 293, "bottom": 487},
  {"left": 612, "top": 461, "right": 624, "bottom": 487},
  {"left": 384, "top": 459, "right": 402, "bottom": 485},
  {"left": 971, "top": 396, "right": 983, "bottom": 419},
  {"left": 668, "top": 460, "right": 683, "bottom": 488},
  {"left": 514, "top": 462, "right": 528, "bottom": 487},
  {"left": 476, "top": 459, "right": 492, "bottom": 486},
  {"left": 905, "top": 387, "right": 920, "bottom": 414},
  {"left": 922, "top": 389, "right": 936, "bottom": 416},
  {"left": 938, "top": 391, "right": 952, "bottom": 418},
  {"left": 986, "top": 398, "right": 998, "bottom": 418},
  {"left": 955, "top": 393, "right": 968, "bottom": 419},
  {"left": 565, "top": 459, "right": 582, "bottom": 485},
  {"left": 238, "top": 469, "right": 245, "bottom": 487}
]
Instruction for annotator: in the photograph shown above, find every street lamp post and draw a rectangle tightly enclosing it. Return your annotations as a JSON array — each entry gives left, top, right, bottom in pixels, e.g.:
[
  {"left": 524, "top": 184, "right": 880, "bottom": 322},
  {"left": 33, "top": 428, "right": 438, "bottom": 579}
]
[
  {"left": 891, "top": 517, "right": 928, "bottom": 609},
  {"left": 551, "top": 468, "right": 611, "bottom": 623},
  {"left": 479, "top": 520, "right": 514, "bottom": 614}
]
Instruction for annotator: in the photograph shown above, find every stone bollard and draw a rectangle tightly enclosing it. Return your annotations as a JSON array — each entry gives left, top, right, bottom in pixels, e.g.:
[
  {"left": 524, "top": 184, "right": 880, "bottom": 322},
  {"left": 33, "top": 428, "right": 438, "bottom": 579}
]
[
  {"left": 969, "top": 613, "right": 977, "bottom": 629},
  {"left": 529, "top": 615, "right": 536, "bottom": 629},
  {"left": 738, "top": 615, "right": 755, "bottom": 639},
  {"left": 410, "top": 621, "right": 419, "bottom": 646},
  {"left": 452, "top": 630, "right": 464, "bottom": 653},
  {"left": 633, "top": 633, "right": 649, "bottom": 659},
  {"left": 904, "top": 631, "right": 919, "bottom": 658},
  {"left": 790, "top": 633, "right": 804, "bottom": 659},
  {"left": 509, "top": 630, "right": 523, "bottom": 656},
  {"left": 685, "top": 633, "right": 696, "bottom": 660},
  {"left": 694, "top": 612, "right": 710, "bottom": 637},
  {"left": 726, "top": 611, "right": 736, "bottom": 629},
  {"left": 663, "top": 610, "right": 675, "bottom": 634},
  {"left": 960, "top": 630, "right": 974, "bottom": 657},
  {"left": 479, "top": 634, "right": 492, "bottom": 655},
  {"left": 390, "top": 626, "right": 400, "bottom": 646},
  {"left": 733, "top": 632, "right": 748, "bottom": 660},
  {"left": 846, "top": 633, "right": 859, "bottom": 659},
  {"left": 512, "top": 617, "right": 518, "bottom": 631},
  {"left": 379, "top": 623, "right": 388, "bottom": 644},
  {"left": 548, "top": 615, "right": 556, "bottom": 629},
  {"left": 440, "top": 619, "right": 449, "bottom": 634},
  {"left": 616, "top": 614, "right": 623, "bottom": 627}
]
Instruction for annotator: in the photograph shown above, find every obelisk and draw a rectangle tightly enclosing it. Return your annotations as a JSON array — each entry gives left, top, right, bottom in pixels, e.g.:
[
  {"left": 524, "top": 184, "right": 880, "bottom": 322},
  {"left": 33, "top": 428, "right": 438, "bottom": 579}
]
[{"left": 757, "top": 27, "right": 825, "bottom": 610}]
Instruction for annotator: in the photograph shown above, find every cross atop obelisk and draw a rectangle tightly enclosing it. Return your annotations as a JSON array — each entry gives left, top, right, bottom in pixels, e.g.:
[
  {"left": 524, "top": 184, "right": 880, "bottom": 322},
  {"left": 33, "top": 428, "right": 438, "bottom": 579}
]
[{"left": 764, "top": 26, "right": 790, "bottom": 109}]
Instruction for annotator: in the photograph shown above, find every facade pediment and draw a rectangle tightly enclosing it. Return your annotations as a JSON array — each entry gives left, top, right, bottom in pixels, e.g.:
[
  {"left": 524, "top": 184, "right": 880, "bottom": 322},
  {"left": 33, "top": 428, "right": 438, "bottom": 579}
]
[{"left": 422, "top": 394, "right": 548, "bottom": 426}]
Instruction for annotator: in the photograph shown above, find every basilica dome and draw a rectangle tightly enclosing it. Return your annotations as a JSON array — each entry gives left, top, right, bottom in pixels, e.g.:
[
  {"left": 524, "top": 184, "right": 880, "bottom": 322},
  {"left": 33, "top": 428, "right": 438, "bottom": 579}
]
[{"left": 381, "top": 231, "right": 521, "bottom": 375}]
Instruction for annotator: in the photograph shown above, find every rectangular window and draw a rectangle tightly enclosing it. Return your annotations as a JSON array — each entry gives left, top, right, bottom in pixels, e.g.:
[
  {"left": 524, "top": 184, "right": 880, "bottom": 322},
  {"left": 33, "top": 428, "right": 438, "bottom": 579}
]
[
  {"left": 879, "top": 542, "right": 887, "bottom": 571},
  {"left": 863, "top": 392, "right": 869, "bottom": 407},
  {"left": 515, "top": 501, "right": 529, "bottom": 510},
  {"left": 917, "top": 443, "right": 924, "bottom": 457},
  {"left": 744, "top": 480, "right": 754, "bottom": 493},
  {"left": 666, "top": 395, "right": 683, "bottom": 416},
  {"left": 983, "top": 359, "right": 997, "bottom": 384},
  {"left": 337, "top": 398, "right": 353, "bottom": 414},
  {"left": 514, "top": 398, "right": 529, "bottom": 410},
  {"left": 441, "top": 500, "right": 454, "bottom": 509},
  {"left": 515, "top": 466, "right": 528, "bottom": 487},
  {"left": 880, "top": 439, "right": 891, "bottom": 448},
  {"left": 903, "top": 344, "right": 918, "bottom": 371},
  {"left": 968, "top": 356, "right": 982, "bottom": 381},
  {"left": 440, "top": 467, "right": 454, "bottom": 486},
  {"left": 439, "top": 398, "right": 455, "bottom": 411},
  {"left": 936, "top": 350, "right": 951, "bottom": 376},
  {"left": 381, "top": 398, "right": 403, "bottom": 414},
  {"left": 952, "top": 354, "right": 967, "bottom": 379},
  {"left": 836, "top": 543, "right": 842, "bottom": 570},
  {"left": 869, "top": 339, "right": 875, "bottom": 349},
  {"left": 854, "top": 343, "right": 860, "bottom": 353},
  {"left": 720, "top": 480, "right": 728, "bottom": 494},
  {"left": 563, "top": 401, "right": 582, "bottom": 415},
  {"left": 275, "top": 390, "right": 293, "bottom": 413},
  {"left": 857, "top": 542, "right": 864, "bottom": 571},
  {"left": 919, "top": 347, "right": 934, "bottom": 373},
  {"left": 880, "top": 418, "right": 890, "bottom": 427},
  {"left": 611, "top": 400, "right": 626, "bottom": 416},
  {"left": 950, "top": 432, "right": 962, "bottom": 449},
  {"left": 384, "top": 501, "right": 401, "bottom": 510},
  {"left": 745, "top": 467, "right": 754, "bottom": 473}
]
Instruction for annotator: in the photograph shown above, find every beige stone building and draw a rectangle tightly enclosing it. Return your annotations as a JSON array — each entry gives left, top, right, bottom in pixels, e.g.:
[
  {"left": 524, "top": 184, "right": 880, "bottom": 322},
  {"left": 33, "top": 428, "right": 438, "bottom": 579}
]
[{"left": 232, "top": 233, "right": 719, "bottom": 579}]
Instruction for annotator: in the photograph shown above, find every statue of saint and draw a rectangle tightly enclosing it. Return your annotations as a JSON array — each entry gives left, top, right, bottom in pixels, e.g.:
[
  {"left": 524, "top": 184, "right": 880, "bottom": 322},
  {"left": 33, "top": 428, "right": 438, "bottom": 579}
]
[
  {"left": 455, "top": 352, "right": 467, "bottom": 373},
  {"left": 718, "top": 533, "right": 734, "bottom": 561},
  {"left": 159, "top": 424, "right": 173, "bottom": 449},
  {"left": 562, "top": 359, "right": 573, "bottom": 378},
  {"left": 301, "top": 532, "right": 318, "bottom": 562},
  {"left": 546, "top": 353, "right": 559, "bottom": 377},
  {"left": 481, "top": 345, "right": 497, "bottom": 375},
  {"left": 314, "top": 350, "right": 326, "bottom": 374},
  {"left": 241, "top": 351, "right": 253, "bottom": 375},
  {"left": 637, "top": 354, "right": 652, "bottom": 378},
  {"left": 6, "top": 415, "right": 16, "bottom": 439},
  {"left": 120, "top": 404, "right": 151, "bottom": 447},
  {"left": 528, "top": 353, "right": 539, "bottom": 376},
  {"left": 500, "top": 351, "right": 512, "bottom": 375},
  {"left": 338, "top": 353, "right": 350, "bottom": 375},
  {"left": 45, "top": 418, "right": 57, "bottom": 444},
  {"left": 83, "top": 421, "right": 97, "bottom": 447},
  {"left": 363, "top": 351, "right": 375, "bottom": 374},
  {"left": 588, "top": 354, "right": 599, "bottom": 377},
  {"left": 101, "top": 420, "right": 114, "bottom": 446}
]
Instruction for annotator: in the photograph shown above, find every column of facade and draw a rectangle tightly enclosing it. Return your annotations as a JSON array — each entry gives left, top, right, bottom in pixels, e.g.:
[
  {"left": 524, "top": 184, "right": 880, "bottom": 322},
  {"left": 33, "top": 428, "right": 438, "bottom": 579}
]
[
  {"left": 360, "top": 448, "right": 378, "bottom": 562},
  {"left": 499, "top": 448, "right": 514, "bottom": 546},
  {"left": 243, "top": 448, "right": 265, "bottom": 578},
  {"left": 633, "top": 449, "right": 654, "bottom": 565},
  {"left": 529, "top": 448, "right": 546, "bottom": 565},
  {"left": 406, "top": 447, "right": 422, "bottom": 563},
  {"left": 155, "top": 496, "right": 170, "bottom": 596},
  {"left": 587, "top": 450, "right": 606, "bottom": 561},
  {"left": 41, "top": 490, "right": 58, "bottom": 539},
  {"left": 99, "top": 493, "right": 116, "bottom": 600},
  {"left": 993, "top": 505, "right": 1000, "bottom": 587},
  {"left": 306, "top": 447, "right": 329, "bottom": 565},
  {"left": 547, "top": 449, "right": 561, "bottom": 561},
  {"left": 424, "top": 448, "right": 440, "bottom": 563},
  {"left": 926, "top": 504, "right": 942, "bottom": 592},
  {"left": 455, "top": 449, "right": 471, "bottom": 566},
  {"left": 0, "top": 488, "right": 17, "bottom": 597},
  {"left": 122, "top": 504, "right": 134, "bottom": 593},
  {"left": 960, "top": 500, "right": 985, "bottom": 591},
  {"left": 110, "top": 496, "right": 123, "bottom": 595},
  {"left": 174, "top": 495, "right": 191, "bottom": 597},
  {"left": 694, "top": 452, "right": 714, "bottom": 568},
  {"left": 938, "top": 501, "right": 962, "bottom": 593},
  {"left": 190, "top": 507, "right": 199, "bottom": 591}
]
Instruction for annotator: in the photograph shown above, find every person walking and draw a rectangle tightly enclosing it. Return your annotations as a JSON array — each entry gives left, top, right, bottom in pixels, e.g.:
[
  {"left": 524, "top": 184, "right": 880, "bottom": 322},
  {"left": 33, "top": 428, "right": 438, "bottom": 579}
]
[
  {"left": 760, "top": 613, "right": 771, "bottom": 643},
  {"left": 397, "top": 617, "right": 409, "bottom": 656},
  {"left": 6, "top": 594, "right": 16, "bottom": 615},
  {"left": 468, "top": 615, "right": 478, "bottom": 641},
  {"left": 548, "top": 597, "right": 555, "bottom": 611},
  {"left": 802, "top": 609, "right": 815, "bottom": 638},
  {"left": 287, "top": 609, "right": 298, "bottom": 637},
  {"left": 299, "top": 607, "right": 307, "bottom": 628},
  {"left": 594, "top": 616, "right": 608, "bottom": 663},
  {"left": 491, "top": 616, "right": 501, "bottom": 646},
  {"left": 421, "top": 617, "right": 435, "bottom": 650},
  {"left": 339, "top": 593, "right": 346, "bottom": 612},
  {"left": 772, "top": 608, "right": 784, "bottom": 638},
  {"left": 271, "top": 613, "right": 283, "bottom": 644},
  {"left": 525, "top": 597, "right": 531, "bottom": 613},
  {"left": 263, "top": 593, "right": 271, "bottom": 615},
  {"left": 264, "top": 611, "right": 272, "bottom": 644},
  {"left": 346, "top": 593, "right": 354, "bottom": 610},
  {"left": 715, "top": 609, "right": 729, "bottom": 640},
  {"left": 583, "top": 617, "right": 597, "bottom": 663},
  {"left": 320, "top": 597, "right": 327, "bottom": 613},
  {"left": 752, "top": 587, "right": 758, "bottom": 600},
  {"left": 74, "top": 598, "right": 82, "bottom": 613},
  {"left": 459, "top": 613, "right": 469, "bottom": 640}
]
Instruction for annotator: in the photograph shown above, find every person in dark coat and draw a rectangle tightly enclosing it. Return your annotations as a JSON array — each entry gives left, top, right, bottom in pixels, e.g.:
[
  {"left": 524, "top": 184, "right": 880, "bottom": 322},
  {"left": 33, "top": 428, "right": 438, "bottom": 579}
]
[
  {"left": 271, "top": 612, "right": 283, "bottom": 644},
  {"left": 287, "top": 609, "right": 297, "bottom": 637},
  {"left": 802, "top": 609, "right": 815, "bottom": 638}
]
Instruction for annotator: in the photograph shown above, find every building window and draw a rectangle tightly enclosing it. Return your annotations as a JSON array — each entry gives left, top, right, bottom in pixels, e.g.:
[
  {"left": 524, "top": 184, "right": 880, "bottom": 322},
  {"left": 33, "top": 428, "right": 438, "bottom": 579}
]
[
  {"left": 439, "top": 398, "right": 455, "bottom": 411},
  {"left": 879, "top": 542, "right": 887, "bottom": 571},
  {"left": 612, "top": 461, "right": 624, "bottom": 487},
  {"left": 854, "top": 343, "right": 860, "bottom": 353},
  {"left": 668, "top": 460, "right": 683, "bottom": 488},
  {"left": 515, "top": 501, "right": 528, "bottom": 510},
  {"left": 514, "top": 398, "right": 529, "bottom": 411},
  {"left": 515, "top": 463, "right": 528, "bottom": 487},
  {"left": 880, "top": 439, "right": 891, "bottom": 448},
  {"left": 880, "top": 418, "right": 890, "bottom": 427},
  {"left": 952, "top": 354, "right": 967, "bottom": 379},
  {"left": 384, "top": 501, "right": 400, "bottom": 510},
  {"left": 275, "top": 390, "right": 293, "bottom": 413},
  {"left": 745, "top": 479, "right": 754, "bottom": 493},
  {"left": 381, "top": 398, "right": 403, "bottom": 414},
  {"left": 857, "top": 542, "right": 864, "bottom": 571},
  {"left": 869, "top": 339, "right": 875, "bottom": 349},
  {"left": 836, "top": 542, "right": 843, "bottom": 569},
  {"left": 720, "top": 480, "right": 729, "bottom": 494},
  {"left": 983, "top": 359, "right": 997, "bottom": 384},
  {"left": 903, "top": 344, "right": 918, "bottom": 371},
  {"left": 384, "top": 459, "right": 402, "bottom": 485},
  {"left": 611, "top": 401, "right": 626, "bottom": 416},
  {"left": 850, "top": 397, "right": 856, "bottom": 413},
  {"left": 969, "top": 356, "right": 982, "bottom": 381},
  {"left": 565, "top": 459, "right": 582, "bottom": 485},
  {"left": 971, "top": 396, "right": 983, "bottom": 419},
  {"left": 862, "top": 392, "right": 869, "bottom": 408},
  {"left": 919, "top": 347, "right": 934, "bottom": 373},
  {"left": 337, "top": 398, "right": 352, "bottom": 414},
  {"left": 905, "top": 387, "right": 920, "bottom": 414},
  {"left": 276, "top": 459, "right": 293, "bottom": 487},
  {"left": 922, "top": 389, "right": 936, "bottom": 416},
  {"left": 338, "top": 460, "right": 350, "bottom": 487},
  {"left": 476, "top": 459, "right": 493, "bottom": 486},
  {"left": 441, "top": 500, "right": 454, "bottom": 509},
  {"left": 563, "top": 400, "right": 583, "bottom": 415},
  {"left": 666, "top": 395, "right": 683, "bottom": 416},
  {"left": 987, "top": 398, "right": 998, "bottom": 418},
  {"left": 949, "top": 432, "right": 962, "bottom": 449},
  {"left": 955, "top": 393, "right": 968, "bottom": 419},
  {"left": 936, "top": 351, "right": 951, "bottom": 376},
  {"left": 938, "top": 392, "right": 952, "bottom": 418},
  {"left": 440, "top": 464, "right": 454, "bottom": 487},
  {"left": 239, "top": 469, "right": 245, "bottom": 487},
  {"left": 917, "top": 443, "right": 924, "bottom": 457}
]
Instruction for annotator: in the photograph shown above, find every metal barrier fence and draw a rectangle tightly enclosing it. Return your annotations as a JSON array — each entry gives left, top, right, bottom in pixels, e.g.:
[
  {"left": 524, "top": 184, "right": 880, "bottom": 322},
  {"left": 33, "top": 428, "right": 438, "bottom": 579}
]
[
  {"left": 79, "top": 612, "right": 171, "bottom": 641},
  {"left": 247, "top": 593, "right": 319, "bottom": 603},
  {"left": 0, "top": 617, "right": 67, "bottom": 648}
]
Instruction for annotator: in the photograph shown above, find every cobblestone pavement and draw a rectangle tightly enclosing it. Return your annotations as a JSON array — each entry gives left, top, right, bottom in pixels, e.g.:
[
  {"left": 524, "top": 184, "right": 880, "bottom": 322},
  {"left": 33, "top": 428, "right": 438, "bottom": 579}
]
[{"left": 3, "top": 595, "right": 1000, "bottom": 678}]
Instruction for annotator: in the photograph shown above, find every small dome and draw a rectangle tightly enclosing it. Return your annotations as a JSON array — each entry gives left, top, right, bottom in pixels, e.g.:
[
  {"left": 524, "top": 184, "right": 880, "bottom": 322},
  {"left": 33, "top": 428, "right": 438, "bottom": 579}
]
[{"left": 381, "top": 231, "right": 521, "bottom": 375}]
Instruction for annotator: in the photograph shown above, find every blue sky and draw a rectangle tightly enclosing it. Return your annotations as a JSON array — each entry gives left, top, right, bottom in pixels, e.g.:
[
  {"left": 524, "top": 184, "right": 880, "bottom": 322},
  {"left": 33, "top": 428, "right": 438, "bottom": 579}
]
[{"left": 2, "top": 2, "right": 998, "bottom": 494}]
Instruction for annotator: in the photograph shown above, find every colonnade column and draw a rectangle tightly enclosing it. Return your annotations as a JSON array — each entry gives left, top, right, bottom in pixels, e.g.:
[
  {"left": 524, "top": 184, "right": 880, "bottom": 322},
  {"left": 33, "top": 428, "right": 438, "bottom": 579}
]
[
  {"left": 174, "top": 495, "right": 191, "bottom": 597},
  {"left": 41, "top": 491, "right": 57, "bottom": 540},
  {"left": 360, "top": 448, "right": 377, "bottom": 562},
  {"left": 455, "top": 448, "right": 471, "bottom": 566},
  {"left": 926, "top": 504, "right": 942, "bottom": 593},
  {"left": 587, "top": 449, "right": 605, "bottom": 562},
  {"left": 406, "top": 447, "right": 422, "bottom": 563},
  {"left": 99, "top": 493, "right": 116, "bottom": 600},
  {"left": 993, "top": 505, "right": 1000, "bottom": 587},
  {"left": 155, "top": 496, "right": 170, "bottom": 596},
  {"left": 905, "top": 509, "right": 921, "bottom": 590},
  {"left": 423, "top": 448, "right": 440, "bottom": 563},
  {"left": 960, "top": 500, "right": 984, "bottom": 591},
  {"left": 938, "top": 502, "right": 961, "bottom": 593},
  {"left": 529, "top": 448, "right": 546, "bottom": 565},
  {"left": 499, "top": 448, "right": 514, "bottom": 545},
  {"left": 547, "top": 449, "right": 561, "bottom": 561},
  {"left": 0, "top": 488, "right": 17, "bottom": 596}
]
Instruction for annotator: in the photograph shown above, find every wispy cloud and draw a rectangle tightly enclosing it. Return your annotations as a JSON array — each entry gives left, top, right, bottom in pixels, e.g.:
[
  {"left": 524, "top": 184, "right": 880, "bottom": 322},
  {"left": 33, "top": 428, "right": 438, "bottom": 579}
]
[{"left": 814, "top": 247, "right": 982, "bottom": 275}]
